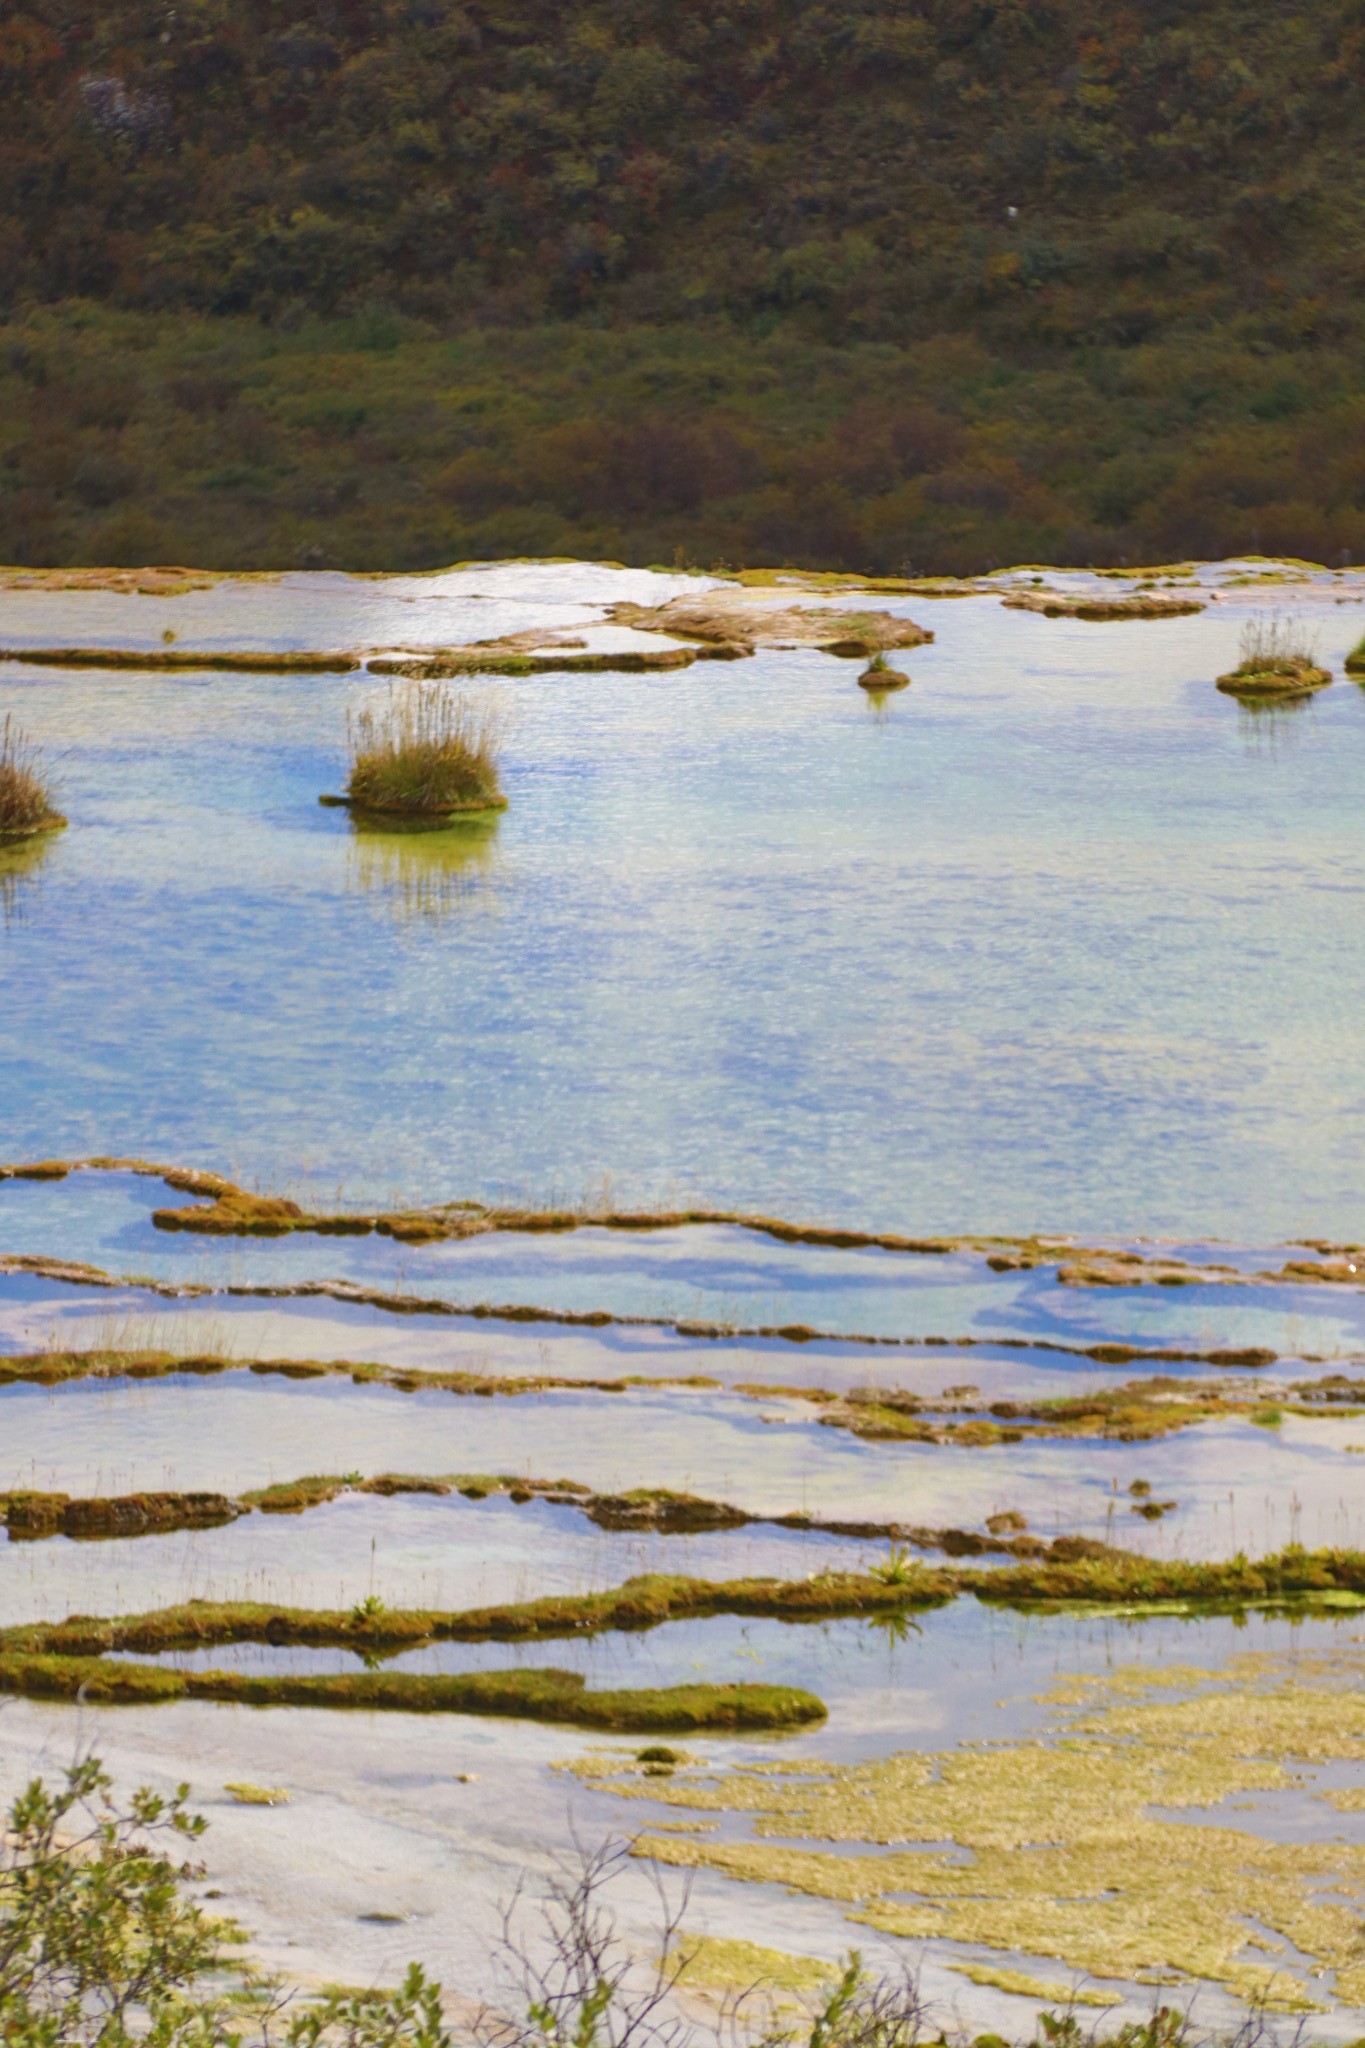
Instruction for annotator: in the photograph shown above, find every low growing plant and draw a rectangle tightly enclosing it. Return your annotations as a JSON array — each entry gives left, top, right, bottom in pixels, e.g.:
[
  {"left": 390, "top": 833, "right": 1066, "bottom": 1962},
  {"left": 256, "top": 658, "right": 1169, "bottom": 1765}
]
[
  {"left": 0, "top": 1754, "right": 453, "bottom": 2046},
  {"left": 868, "top": 1542, "right": 917, "bottom": 1586}
]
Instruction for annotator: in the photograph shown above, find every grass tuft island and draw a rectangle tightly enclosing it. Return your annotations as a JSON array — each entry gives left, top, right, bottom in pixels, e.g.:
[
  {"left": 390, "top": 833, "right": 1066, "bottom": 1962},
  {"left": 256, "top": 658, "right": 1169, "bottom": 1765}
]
[
  {"left": 0, "top": 716, "right": 66, "bottom": 843},
  {"left": 1216, "top": 618, "right": 1332, "bottom": 699},
  {"left": 322, "top": 681, "right": 507, "bottom": 823},
  {"left": 857, "top": 652, "right": 910, "bottom": 692}
]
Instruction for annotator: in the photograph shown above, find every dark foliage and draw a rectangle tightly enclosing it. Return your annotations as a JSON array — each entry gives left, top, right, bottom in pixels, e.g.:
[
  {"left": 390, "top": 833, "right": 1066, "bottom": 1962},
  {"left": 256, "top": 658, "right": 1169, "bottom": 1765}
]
[{"left": 3, "top": 0, "right": 1365, "bottom": 570}]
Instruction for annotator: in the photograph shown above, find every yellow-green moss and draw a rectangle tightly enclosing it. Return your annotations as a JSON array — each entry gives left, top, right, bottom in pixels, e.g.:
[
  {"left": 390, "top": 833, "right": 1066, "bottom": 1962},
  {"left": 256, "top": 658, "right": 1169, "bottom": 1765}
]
[{"left": 609, "top": 1646, "right": 1365, "bottom": 2013}]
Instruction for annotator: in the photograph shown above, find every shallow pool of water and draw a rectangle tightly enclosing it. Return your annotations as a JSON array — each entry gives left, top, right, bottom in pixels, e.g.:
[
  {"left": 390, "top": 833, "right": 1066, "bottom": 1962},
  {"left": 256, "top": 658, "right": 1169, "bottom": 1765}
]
[{"left": 3, "top": 569, "right": 1364, "bottom": 1238}]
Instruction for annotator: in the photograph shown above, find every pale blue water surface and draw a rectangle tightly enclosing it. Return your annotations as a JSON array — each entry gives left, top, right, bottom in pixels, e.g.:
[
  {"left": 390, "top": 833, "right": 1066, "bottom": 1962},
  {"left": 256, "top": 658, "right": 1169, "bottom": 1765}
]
[{"left": 2, "top": 566, "right": 1363, "bottom": 1239}]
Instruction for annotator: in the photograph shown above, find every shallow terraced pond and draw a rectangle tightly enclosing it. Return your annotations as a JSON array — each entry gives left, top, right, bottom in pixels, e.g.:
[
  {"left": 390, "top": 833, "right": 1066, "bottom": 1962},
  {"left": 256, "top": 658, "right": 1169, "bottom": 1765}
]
[{"left": 2, "top": 557, "right": 1363, "bottom": 2034}]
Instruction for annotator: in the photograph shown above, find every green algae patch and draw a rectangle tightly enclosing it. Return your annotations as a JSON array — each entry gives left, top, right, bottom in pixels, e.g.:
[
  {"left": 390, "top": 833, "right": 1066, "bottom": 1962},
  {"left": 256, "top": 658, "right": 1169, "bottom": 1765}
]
[
  {"left": 0, "top": 1650, "right": 823, "bottom": 1733},
  {"left": 948, "top": 1964, "right": 1120, "bottom": 2008},
  {"left": 224, "top": 1782, "right": 290, "bottom": 1806},
  {"left": 615, "top": 1644, "right": 1365, "bottom": 2015},
  {"left": 668, "top": 1934, "right": 834, "bottom": 1995}
]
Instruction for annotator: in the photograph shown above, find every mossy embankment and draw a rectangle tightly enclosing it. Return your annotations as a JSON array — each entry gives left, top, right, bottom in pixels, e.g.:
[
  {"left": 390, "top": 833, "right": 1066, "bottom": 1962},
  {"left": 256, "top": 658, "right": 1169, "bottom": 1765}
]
[
  {"left": 1, "top": 1489, "right": 241, "bottom": 1540},
  {"left": 6, "top": 1153, "right": 1363, "bottom": 1293},
  {"left": 0, "top": 642, "right": 752, "bottom": 678},
  {"left": 0, "top": 1650, "right": 821, "bottom": 1732},
  {"left": 1001, "top": 591, "right": 1205, "bottom": 620},
  {"left": 4, "top": 1349, "right": 1352, "bottom": 1462},
  {"left": 373, "top": 647, "right": 720, "bottom": 676},
  {"left": 0, "top": 1468, "right": 1204, "bottom": 1558},
  {"left": 604, "top": 597, "right": 932, "bottom": 658},
  {"left": 6, "top": 1549, "right": 1363, "bottom": 1670},
  {"left": 0, "top": 646, "right": 360, "bottom": 672}
]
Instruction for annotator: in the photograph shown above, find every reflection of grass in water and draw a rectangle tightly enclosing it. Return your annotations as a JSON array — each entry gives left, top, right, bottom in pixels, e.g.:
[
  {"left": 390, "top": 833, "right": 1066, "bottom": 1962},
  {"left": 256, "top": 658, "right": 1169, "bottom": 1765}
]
[
  {"left": 347, "top": 814, "right": 500, "bottom": 920},
  {"left": 0, "top": 833, "right": 55, "bottom": 925},
  {"left": 1232, "top": 689, "right": 1317, "bottom": 765},
  {"left": 599, "top": 1642, "right": 1365, "bottom": 2014}
]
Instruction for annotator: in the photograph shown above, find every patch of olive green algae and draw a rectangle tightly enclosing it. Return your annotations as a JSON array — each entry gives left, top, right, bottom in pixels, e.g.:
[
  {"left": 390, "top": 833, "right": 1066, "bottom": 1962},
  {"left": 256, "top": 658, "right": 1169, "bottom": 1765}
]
[
  {"left": 599, "top": 1648, "right": 1365, "bottom": 2014},
  {"left": 667, "top": 1935, "right": 834, "bottom": 1996},
  {"left": 950, "top": 1964, "right": 1119, "bottom": 2007}
]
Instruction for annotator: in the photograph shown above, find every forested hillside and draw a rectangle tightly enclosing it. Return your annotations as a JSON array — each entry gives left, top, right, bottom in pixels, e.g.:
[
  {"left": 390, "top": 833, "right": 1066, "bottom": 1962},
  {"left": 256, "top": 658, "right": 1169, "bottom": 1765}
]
[{"left": 3, "top": 0, "right": 1365, "bottom": 571}]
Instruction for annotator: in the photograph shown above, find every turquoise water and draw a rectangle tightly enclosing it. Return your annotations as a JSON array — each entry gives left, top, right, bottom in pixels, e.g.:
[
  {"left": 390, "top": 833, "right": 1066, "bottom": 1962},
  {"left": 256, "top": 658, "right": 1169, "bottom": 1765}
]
[{"left": 2, "top": 570, "right": 1363, "bottom": 1237}]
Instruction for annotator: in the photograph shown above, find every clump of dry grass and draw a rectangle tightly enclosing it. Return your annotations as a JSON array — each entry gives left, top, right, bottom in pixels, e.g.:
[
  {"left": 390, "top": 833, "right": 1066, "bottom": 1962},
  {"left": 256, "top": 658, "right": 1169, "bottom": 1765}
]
[
  {"left": 0, "top": 715, "right": 64, "bottom": 839},
  {"left": 1217, "top": 613, "right": 1331, "bottom": 696},
  {"left": 1234, "top": 613, "right": 1317, "bottom": 675},
  {"left": 345, "top": 682, "right": 505, "bottom": 814}
]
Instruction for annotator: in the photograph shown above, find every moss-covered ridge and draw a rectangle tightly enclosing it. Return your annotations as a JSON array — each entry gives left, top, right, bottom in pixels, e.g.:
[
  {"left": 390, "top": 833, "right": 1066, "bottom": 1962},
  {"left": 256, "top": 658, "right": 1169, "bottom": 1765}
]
[
  {"left": 2, "top": 1489, "right": 241, "bottom": 1540},
  {"left": 5, "top": 1349, "right": 1355, "bottom": 1456},
  {"left": 0, "top": 1651, "right": 821, "bottom": 1732},
  {"left": 4, "top": 1154, "right": 1363, "bottom": 1298},
  {"left": 1001, "top": 591, "right": 1205, "bottom": 620},
  {"left": 6, "top": 1548, "right": 1364, "bottom": 1667},
  {"left": 0, "top": 1469, "right": 1187, "bottom": 1556}
]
